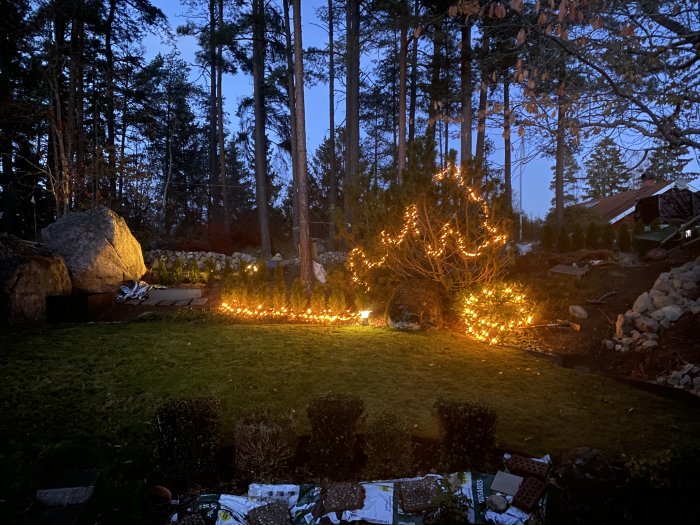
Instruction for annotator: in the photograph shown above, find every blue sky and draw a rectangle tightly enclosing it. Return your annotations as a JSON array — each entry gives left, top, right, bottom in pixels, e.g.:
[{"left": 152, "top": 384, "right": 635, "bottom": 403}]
[{"left": 144, "top": 1, "right": 700, "bottom": 219}]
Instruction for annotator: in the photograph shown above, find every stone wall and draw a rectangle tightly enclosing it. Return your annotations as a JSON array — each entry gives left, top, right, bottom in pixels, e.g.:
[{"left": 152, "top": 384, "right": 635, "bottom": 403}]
[{"left": 143, "top": 250, "right": 348, "bottom": 273}]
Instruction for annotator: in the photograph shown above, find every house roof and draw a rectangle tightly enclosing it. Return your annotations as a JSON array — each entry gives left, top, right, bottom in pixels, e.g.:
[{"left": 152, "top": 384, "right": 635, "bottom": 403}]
[{"left": 579, "top": 180, "right": 675, "bottom": 224}]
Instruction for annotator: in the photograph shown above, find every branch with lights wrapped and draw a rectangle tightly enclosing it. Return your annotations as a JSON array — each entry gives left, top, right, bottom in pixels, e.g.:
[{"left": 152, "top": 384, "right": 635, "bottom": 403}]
[{"left": 348, "top": 166, "right": 510, "bottom": 293}]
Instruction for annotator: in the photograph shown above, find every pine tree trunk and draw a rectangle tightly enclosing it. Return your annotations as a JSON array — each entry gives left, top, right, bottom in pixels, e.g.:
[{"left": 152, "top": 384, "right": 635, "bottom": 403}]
[
  {"left": 208, "top": 0, "right": 220, "bottom": 228},
  {"left": 282, "top": 0, "right": 300, "bottom": 247},
  {"left": 252, "top": 0, "right": 271, "bottom": 256},
  {"left": 291, "top": 0, "right": 313, "bottom": 294},
  {"left": 555, "top": 84, "right": 566, "bottom": 228},
  {"left": 407, "top": 0, "right": 419, "bottom": 147},
  {"left": 460, "top": 21, "right": 473, "bottom": 166},
  {"left": 105, "top": 0, "right": 117, "bottom": 208},
  {"left": 327, "top": 0, "right": 336, "bottom": 247},
  {"left": 397, "top": 22, "right": 408, "bottom": 183},
  {"left": 474, "top": 70, "right": 488, "bottom": 173},
  {"left": 503, "top": 77, "right": 512, "bottom": 214},
  {"left": 344, "top": 0, "right": 360, "bottom": 232},
  {"left": 217, "top": 0, "right": 230, "bottom": 234}
]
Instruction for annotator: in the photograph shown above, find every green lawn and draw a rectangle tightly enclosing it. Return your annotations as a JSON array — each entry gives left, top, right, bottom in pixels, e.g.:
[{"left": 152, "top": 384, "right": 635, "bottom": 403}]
[
  {"left": 1, "top": 321, "right": 699, "bottom": 521},
  {"left": 2, "top": 321, "right": 699, "bottom": 454}
]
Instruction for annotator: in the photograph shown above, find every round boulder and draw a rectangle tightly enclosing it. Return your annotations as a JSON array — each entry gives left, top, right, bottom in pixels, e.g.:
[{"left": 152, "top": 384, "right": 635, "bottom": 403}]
[
  {"left": 0, "top": 233, "right": 71, "bottom": 324},
  {"left": 41, "top": 206, "right": 146, "bottom": 293},
  {"left": 386, "top": 280, "right": 443, "bottom": 331}
]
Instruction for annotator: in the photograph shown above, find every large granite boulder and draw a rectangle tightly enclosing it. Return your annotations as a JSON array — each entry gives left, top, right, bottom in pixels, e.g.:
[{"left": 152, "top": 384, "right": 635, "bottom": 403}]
[
  {"left": 41, "top": 206, "right": 146, "bottom": 293},
  {"left": 386, "top": 280, "right": 443, "bottom": 331},
  {"left": 0, "top": 233, "right": 71, "bottom": 324}
]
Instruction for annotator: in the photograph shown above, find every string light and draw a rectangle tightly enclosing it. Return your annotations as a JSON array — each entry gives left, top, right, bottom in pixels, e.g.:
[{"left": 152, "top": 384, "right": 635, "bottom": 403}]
[
  {"left": 219, "top": 302, "right": 362, "bottom": 325},
  {"left": 348, "top": 164, "right": 509, "bottom": 292},
  {"left": 460, "top": 282, "right": 536, "bottom": 345}
]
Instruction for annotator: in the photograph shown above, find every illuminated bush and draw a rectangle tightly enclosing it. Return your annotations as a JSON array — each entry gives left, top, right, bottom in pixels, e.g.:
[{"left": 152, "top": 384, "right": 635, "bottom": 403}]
[
  {"left": 457, "top": 281, "right": 536, "bottom": 345},
  {"left": 348, "top": 165, "right": 509, "bottom": 293}
]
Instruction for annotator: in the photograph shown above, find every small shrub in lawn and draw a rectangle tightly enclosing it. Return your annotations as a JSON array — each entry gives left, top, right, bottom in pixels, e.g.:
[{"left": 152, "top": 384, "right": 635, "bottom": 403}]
[
  {"left": 271, "top": 265, "right": 287, "bottom": 310},
  {"left": 222, "top": 260, "right": 235, "bottom": 290},
  {"left": 155, "top": 258, "right": 170, "bottom": 285},
  {"left": 307, "top": 392, "right": 365, "bottom": 479},
  {"left": 152, "top": 397, "right": 222, "bottom": 489},
  {"left": 556, "top": 226, "right": 570, "bottom": 253},
  {"left": 310, "top": 283, "right": 326, "bottom": 312},
  {"left": 363, "top": 412, "right": 414, "bottom": 479},
  {"left": 233, "top": 408, "right": 297, "bottom": 482},
  {"left": 289, "top": 278, "right": 307, "bottom": 314},
  {"left": 617, "top": 225, "right": 631, "bottom": 252},
  {"left": 434, "top": 398, "right": 497, "bottom": 471},
  {"left": 171, "top": 258, "right": 184, "bottom": 284},
  {"left": 327, "top": 286, "right": 346, "bottom": 315},
  {"left": 186, "top": 259, "right": 201, "bottom": 283},
  {"left": 585, "top": 222, "right": 599, "bottom": 249},
  {"left": 570, "top": 223, "right": 585, "bottom": 251}
]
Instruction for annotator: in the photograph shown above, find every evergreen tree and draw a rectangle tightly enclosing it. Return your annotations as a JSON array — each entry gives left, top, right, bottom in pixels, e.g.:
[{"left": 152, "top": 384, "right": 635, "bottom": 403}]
[
  {"left": 584, "top": 138, "right": 631, "bottom": 199},
  {"left": 541, "top": 223, "right": 555, "bottom": 251},
  {"left": 556, "top": 226, "right": 570, "bottom": 253},
  {"left": 549, "top": 148, "right": 582, "bottom": 207},
  {"left": 570, "top": 223, "right": 584, "bottom": 251},
  {"left": 585, "top": 222, "right": 599, "bottom": 249},
  {"left": 601, "top": 223, "right": 615, "bottom": 249},
  {"left": 645, "top": 144, "right": 699, "bottom": 184}
]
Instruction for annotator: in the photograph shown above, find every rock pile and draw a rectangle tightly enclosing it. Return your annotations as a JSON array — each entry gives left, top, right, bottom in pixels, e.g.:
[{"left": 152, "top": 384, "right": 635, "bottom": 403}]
[
  {"left": 604, "top": 255, "right": 700, "bottom": 395},
  {"left": 604, "top": 255, "right": 700, "bottom": 354},
  {"left": 659, "top": 363, "right": 700, "bottom": 393}
]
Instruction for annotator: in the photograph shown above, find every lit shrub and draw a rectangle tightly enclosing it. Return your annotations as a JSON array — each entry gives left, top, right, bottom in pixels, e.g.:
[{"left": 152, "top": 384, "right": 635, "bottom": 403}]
[
  {"left": 363, "top": 412, "right": 414, "bottom": 480},
  {"left": 171, "top": 258, "right": 184, "bottom": 284},
  {"left": 310, "top": 283, "right": 326, "bottom": 312},
  {"left": 307, "top": 392, "right": 364, "bottom": 479},
  {"left": 327, "top": 286, "right": 346, "bottom": 314},
  {"left": 222, "top": 260, "right": 235, "bottom": 290},
  {"left": 152, "top": 397, "right": 222, "bottom": 489},
  {"left": 434, "top": 398, "right": 497, "bottom": 471},
  {"left": 233, "top": 408, "right": 297, "bottom": 482},
  {"left": 203, "top": 259, "right": 216, "bottom": 281},
  {"left": 271, "top": 265, "right": 287, "bottom": 310},
  {"left": 289, "top": 278, "right": 307, "bottom": 314},
  {"left": 456, "top": 281, "right": 536, "bottom": 345},
  {"left": 186, "top": 259, "right": 201, "bottom": 284},
  {"left": 155, "top": 258, "right": 170, "bottom": 285}
]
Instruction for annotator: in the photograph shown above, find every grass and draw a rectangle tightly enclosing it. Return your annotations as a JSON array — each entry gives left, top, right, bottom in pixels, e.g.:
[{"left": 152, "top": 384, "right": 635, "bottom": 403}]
[{"left": 1, "top": 320, "right": 699, "bottom": 520}]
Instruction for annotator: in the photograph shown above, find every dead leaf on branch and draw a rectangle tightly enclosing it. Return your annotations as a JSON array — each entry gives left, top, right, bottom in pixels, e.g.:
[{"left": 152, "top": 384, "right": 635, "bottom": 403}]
[{"left": 517, "top": 29, "right": 527, "bottom": 45}]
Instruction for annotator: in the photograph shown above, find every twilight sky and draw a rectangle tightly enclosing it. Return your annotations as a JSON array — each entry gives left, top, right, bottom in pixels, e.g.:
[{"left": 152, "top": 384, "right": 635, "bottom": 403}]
[{"left": 145, "top": 0, "right": 667, "bottom": 219}]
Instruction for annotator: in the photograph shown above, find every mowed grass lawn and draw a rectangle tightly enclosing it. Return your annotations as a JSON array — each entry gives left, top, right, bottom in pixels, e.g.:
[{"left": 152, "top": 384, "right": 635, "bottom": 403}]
[{"left": 2, "top": 321, "right": 699, "bottom": 466}]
